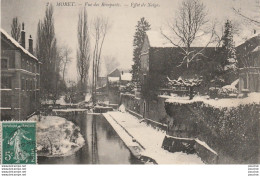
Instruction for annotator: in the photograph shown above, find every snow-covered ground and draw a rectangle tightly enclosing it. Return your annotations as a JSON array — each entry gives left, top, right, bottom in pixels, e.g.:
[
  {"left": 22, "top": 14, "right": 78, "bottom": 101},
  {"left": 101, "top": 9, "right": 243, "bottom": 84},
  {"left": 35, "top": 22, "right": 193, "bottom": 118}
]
[
  {"left": 85, "top": 93, "right": 91, "bottom": 102},
  {"left": 163, "top": 92, "right": 260, "bottom": 108},
  {"left": 55, "top": 96, "right": 68, "bottom": 105},
  {"left": 28, "top": 115, "right": 85, "bottom": 157},
  {"left": 103, "top": 110, "right": 204, "bottom": 164},
  {"left": 52, "top": 109, "right": 88, "bottom": 112}
]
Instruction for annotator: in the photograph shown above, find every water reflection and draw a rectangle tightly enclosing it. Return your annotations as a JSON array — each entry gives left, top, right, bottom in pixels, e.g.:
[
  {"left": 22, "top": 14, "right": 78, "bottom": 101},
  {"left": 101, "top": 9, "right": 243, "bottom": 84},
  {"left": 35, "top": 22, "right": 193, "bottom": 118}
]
[
  {"left": 91, "top": 117, "right": 99, "bottom": 164},
  {"left": 38, "top": 113, "right": 142, "bottom": 164}
]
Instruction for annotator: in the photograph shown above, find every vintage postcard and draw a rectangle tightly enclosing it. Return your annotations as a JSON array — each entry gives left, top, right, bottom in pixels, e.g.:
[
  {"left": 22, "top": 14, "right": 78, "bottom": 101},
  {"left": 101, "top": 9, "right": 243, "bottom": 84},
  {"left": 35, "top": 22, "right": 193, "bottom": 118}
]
[{"left": 0, "top": 0, "right": 259, "bottom": 167}]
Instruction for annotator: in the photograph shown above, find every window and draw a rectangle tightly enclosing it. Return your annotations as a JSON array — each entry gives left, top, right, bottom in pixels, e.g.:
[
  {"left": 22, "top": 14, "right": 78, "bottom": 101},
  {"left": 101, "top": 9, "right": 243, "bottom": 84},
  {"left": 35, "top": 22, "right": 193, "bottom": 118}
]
[
  {"left": 27, "top": 61, "right": 29, "bottom": 70},
  {"left": 26, "top": 80, "right": 29, "bottom": 91},
  {"left": 30, "top": 62, "right": 33, "bottom": 72},
  {"left": 31, "top": 80, "right": 33, "bottom": 90},
  {"left": 33, "top": 80, "right": 35, "bottom": 90},
  {"left": 1, "top": 58, "right": 8, "bottom": 69},
  {"left": 28, "top": 80, "right": 30, "bottom": 90},
  {"left": 34, "top": 63, "right": 36, "bottom": 73},
  {"left": 1, "top": 77, "right": 11, "bottom": 89},
  {"left": 21, "top": 58, "right": 24, "bottom": 69},
  {"left": 29, "top": 80, "right": 31, "bottom": 90},
  {"left": 22, "top": 78, "right": 25, "bottom": 90},
  {"left": 243, "top": 75, "right": 248, "bottom": 89},
  {"left": 37, "top": 78, "right": 40, "bottom": 89}
]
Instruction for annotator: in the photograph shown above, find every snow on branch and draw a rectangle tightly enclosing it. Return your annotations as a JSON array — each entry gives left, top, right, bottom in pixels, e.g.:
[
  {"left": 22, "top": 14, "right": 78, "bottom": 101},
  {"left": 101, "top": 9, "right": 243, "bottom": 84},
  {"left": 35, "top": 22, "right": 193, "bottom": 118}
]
[
  {"left": 232, "top": 7, "right": 260, "bottom": 26},
  {"left": 167, "top": 76, "right": 203, "bottom": 88},
  {"left": 161, "top": 0, "right": 217, "bottom": 68}
]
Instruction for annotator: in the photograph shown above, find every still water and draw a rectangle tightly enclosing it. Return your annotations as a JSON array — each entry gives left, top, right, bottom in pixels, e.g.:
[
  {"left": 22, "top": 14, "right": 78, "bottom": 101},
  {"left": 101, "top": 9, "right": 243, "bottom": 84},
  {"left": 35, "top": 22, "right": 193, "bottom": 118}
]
[{"left": 38, "top": 114, "right": 142, "bottom": 164}]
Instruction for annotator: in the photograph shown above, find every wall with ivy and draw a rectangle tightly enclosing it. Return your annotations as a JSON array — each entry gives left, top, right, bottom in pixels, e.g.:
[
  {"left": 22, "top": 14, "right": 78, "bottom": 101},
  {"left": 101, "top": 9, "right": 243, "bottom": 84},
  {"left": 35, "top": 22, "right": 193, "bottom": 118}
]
[{"left": 165, "top": 101, "right": 259, "bottom": 164}]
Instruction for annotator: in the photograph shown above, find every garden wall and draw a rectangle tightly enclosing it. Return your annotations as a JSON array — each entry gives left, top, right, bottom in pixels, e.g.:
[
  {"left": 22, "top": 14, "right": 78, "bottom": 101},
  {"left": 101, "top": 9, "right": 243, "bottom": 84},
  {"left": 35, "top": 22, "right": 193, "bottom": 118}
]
[
  {"left": 120, "top": 93, "right": 141, "bottom": 114},
  {"left": 121, "top": 94, "right": 169, "bottom": 129},
  {"left": 164, "top": 101, "right": 260, "bottom": 164},
  {"left": 141, "top": 97, "right": 170, "bottom": 128}
]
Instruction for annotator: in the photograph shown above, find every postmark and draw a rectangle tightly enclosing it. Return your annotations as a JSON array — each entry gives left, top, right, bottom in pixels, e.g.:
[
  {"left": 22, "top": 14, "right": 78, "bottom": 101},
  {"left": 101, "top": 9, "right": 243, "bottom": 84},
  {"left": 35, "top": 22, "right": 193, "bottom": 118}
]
[{"left": 2, "top": 122, "right": 37, "bottom": 164}]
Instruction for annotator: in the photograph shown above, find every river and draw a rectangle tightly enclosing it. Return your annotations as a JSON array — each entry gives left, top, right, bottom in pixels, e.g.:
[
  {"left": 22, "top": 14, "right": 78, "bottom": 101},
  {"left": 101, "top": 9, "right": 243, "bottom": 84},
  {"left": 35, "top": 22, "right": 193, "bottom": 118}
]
[{"left": 38, "top": 113, "right": 142, "bottom": 164}]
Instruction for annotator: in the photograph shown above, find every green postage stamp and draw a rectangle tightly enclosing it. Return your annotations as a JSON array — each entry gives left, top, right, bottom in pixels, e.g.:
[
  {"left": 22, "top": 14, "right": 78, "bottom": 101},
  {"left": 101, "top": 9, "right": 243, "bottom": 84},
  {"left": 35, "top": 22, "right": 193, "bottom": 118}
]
[{"left": 1, "top": 122, "right": 37, "bottom": 164}]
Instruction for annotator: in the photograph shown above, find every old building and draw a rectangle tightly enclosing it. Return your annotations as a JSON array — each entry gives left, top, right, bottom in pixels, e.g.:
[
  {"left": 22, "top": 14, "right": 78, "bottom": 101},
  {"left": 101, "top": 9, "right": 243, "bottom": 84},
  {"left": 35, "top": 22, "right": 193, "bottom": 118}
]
[
  {"left": 140, "top": 31, "right": 217, "bottom": 99},
  {"left": 139, "top": 31, "right": 217, "bottom": 118},
  {"left": 1, "top": 25, "right": 40, "bottom": 120},
  {"left": 236, "top": 33, "right": 260, "bottom": 93},
  {"left": 106, "top": 68, "right": 132, "bottom": 104},
  {"left": 120, "top": 71, "right": 132, "bottom": 85},
  {"left": 107, "top": 68, "right": 132, "bottom": 87}
]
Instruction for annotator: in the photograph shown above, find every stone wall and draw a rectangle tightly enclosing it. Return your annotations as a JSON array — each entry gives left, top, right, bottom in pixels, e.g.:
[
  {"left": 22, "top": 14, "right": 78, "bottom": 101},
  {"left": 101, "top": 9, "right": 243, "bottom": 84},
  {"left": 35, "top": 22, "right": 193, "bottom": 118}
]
[
  {"left": 141, "top": 96, "right": 170, "bottom": 126},
  {"left": 108, "top": 87, "right": 120, "bottom": 105},
  {"left": 120, "top": 93, "right": 141, "bottom": 114},
  {"left": 121, "top": 94, "right": 169, "bottom": 130}
]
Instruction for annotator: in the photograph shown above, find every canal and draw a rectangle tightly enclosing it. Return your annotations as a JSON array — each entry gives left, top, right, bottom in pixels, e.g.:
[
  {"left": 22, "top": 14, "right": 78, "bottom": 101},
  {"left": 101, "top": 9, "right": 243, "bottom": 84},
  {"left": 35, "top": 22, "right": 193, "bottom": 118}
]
[{"left": 38, "top": 113, "right": 142, "bottom": 164}]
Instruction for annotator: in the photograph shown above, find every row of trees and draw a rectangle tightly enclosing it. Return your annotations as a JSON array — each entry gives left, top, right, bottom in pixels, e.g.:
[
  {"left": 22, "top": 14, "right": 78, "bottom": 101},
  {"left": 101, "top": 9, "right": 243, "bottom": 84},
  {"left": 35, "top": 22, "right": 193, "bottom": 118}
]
[
  {"left": 35, "top": 4, "right": 73, "bottom": 103},
  {"left": 76, "top": 8, "right": 110, "bottom": 103},
  {"left": 11, "top": 5, "right": 110, "bottom": 104}
]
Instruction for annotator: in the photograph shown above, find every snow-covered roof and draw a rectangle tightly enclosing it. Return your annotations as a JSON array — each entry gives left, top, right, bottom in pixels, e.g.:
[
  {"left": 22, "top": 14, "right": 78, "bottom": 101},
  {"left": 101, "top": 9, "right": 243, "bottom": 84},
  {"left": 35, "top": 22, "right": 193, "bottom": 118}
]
[
  {"left": 252, "top": 46, "right": 260, "bottom": 53},
  {"left": 121, "top": 73, "right": 132, "bottom": 81},
  {"left": 107, "top": 68, "right": 120, "bottom": 76},
  {"left": 0, "top": 28, "right": 38, "bottom": 61},
  {"left": 236, "top": 33, "right": 260, "bottom": 47},
  {"left": 146, "top": 30, "right": 217, "bottom": 48},
  {"left": 108, "top": 77, "right": 120, "bottom": 82},
  {"left": 146, "top": 31, "right": 174, "bottom": 48}
]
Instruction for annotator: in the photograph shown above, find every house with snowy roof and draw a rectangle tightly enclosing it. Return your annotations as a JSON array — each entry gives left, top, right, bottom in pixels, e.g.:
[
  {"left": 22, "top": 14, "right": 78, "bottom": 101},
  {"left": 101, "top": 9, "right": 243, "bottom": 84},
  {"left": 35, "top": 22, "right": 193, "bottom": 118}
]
[
  {"left": 1, "top": 24, "right": 41, "bottom": 120},
  {"left": 107, "top": 68, "right": 132, "bottom": 86},
  {"left": 140, "top": 31, "right": 217, "bottom": 99},
  {"left": 236, "top": 32, "right": 260, "bottom": 93},
  {"left": 106, "top": 68, "right": 132, "bottom": 104},
  {"left": 120, "top": 71, "right": 132, "bottom": 84},
  {"left": 107, "top": 68, "right": 121, "bottom": 87}
]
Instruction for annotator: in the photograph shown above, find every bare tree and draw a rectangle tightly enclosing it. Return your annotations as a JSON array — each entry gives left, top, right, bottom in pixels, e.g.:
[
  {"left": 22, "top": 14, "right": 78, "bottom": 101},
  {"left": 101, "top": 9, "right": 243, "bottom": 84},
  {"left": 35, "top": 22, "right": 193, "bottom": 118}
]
[
  {"left": 232, "top": 7, "right": 260, "bottom": 26},
  {"left": 60, "top": 45, "right": 72, "bottom": 81},
  {"left": 77, "top": 8, "right": 91, "bottom": 92},
  {"left": 36, "top": 4, "right": 61, "bottom": 102},
  {"left": 161, "top": 0, "right": 216, "bottom": 68},
  {"left": 92, "top": 16, "right": 109, "bottom": 103},
  {"left": 11, "top": 17, "right": 21, "bottom": 42}
]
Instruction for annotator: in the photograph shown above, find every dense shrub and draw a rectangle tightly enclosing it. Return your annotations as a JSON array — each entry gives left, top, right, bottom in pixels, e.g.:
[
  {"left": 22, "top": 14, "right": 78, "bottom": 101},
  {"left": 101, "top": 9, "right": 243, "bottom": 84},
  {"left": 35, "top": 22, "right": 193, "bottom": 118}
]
[
  {"left": 120, "top": 82, "right": 135, "bottom": 94},
  {"left": 217, "top": 85, "right": 238, "bottom": 98},
  {"left": 165, "top": 101, "right": 259, "bottom": 163},
  {"left": 209, "top": 87, "right": 220, "bottom": 98}
]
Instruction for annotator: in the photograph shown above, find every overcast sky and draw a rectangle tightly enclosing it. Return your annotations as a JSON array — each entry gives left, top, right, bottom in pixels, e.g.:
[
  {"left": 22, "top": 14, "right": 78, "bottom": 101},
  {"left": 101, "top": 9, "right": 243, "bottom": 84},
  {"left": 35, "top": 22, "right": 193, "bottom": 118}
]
[{"left": 1, "top": 0, "right": 259, "bottom": 81}]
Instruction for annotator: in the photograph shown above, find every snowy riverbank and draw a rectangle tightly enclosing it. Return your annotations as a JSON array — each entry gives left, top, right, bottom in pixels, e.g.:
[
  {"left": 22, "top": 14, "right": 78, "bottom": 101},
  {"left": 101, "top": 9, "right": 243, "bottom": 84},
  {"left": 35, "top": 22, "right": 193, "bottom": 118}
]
[
  {"left": 163, "top": 92, "right": 260, "bottom": 108},
  {"left": 28, "top": 115, "right": 85, "bottom": 157},
  {"left": 103, "top": 111, "right": 204, "bottom": 164}
]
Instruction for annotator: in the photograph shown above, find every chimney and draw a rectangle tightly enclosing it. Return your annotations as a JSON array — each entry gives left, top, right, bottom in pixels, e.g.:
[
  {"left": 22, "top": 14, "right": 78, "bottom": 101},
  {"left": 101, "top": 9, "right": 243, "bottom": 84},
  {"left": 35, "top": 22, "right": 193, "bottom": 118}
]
[
  {"left": 21, "top": 23, "right": 25, "bottom": 48},
  {"left": 254, "top": 29, "right": 256, "bottom": 34},
  {"left": 122, "top": 71, "right": 124, "bottom": 75},
  {"left": 29, "top": 35, "right": 33, "bottom": 54}
]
